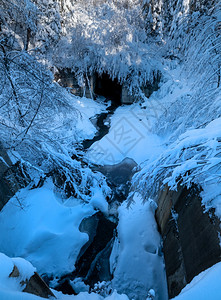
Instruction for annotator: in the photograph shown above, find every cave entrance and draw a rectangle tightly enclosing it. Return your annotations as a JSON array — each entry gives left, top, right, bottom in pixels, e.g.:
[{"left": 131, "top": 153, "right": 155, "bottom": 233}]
[{"left": 94, "top": 73, "right": 122, "bottom": 106}]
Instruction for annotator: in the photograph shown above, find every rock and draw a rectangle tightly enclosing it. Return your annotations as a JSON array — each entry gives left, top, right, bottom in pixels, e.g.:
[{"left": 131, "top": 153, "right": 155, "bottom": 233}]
[
  {"left": 9, "top": 265, "right": 20, "bottom": 278},
  {"left": 9, "top": 263, "right": 55, "bottom": 299},
  {"left": 0, "top": 142, "right": 31, "bottom": 211},
  {"left": 54, "top": 68, "right": 94, "bottom": 98},
  {"left": 0, "top": 142, "right": 12, "bottom": 177},
  {"left": 156, "top": 184, "right": 221, "bottom": 298},
  {"left": 23, "top": 272, "right": 56, "bottom": 298},
  {"left": 76, "top": 212, "right": 116, "bottom": 285}
]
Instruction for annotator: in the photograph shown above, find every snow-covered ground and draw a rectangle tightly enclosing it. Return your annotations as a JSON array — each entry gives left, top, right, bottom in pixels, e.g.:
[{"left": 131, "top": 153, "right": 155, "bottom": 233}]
[
  {"left": 2, "top": 250, "right": 221, "bottom": 300},
  {"left": 0, "top": 181, "right": 167, "bottom": 300},
  {"left": 0, "top": 89, "right": 168, "bottom": 299},
  {"left": 86, "top": 67, "right": 193, "bottom": 166},
  {"left": 87, "top": 100, "right": 166, "bottom": 165},
  {"left": 0, "top": 252, "right": 129, "bottom": 300},
  {"left": 0, "top": 179, "right": 106, "bottom": 276},
  {"left": 1, "top": 1, "right": 221, "bottom": 299},
  {"left": 110, "top": 193, "right": 168, "bottom": 300},
  {"left": 171, "top": 262, "right": 221, "bottom": 300}
]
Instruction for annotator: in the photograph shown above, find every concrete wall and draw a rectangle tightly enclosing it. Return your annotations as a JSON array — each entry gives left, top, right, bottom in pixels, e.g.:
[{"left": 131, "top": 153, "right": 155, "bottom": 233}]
[{"left": 156, "top": 185, "right": 221, "bottom": 298}]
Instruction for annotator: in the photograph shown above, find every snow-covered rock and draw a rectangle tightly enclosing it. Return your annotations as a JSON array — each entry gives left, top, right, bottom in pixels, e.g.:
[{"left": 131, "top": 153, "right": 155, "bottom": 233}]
[{"left": 0, "top": 252, "right": 52, "bottom": 299}]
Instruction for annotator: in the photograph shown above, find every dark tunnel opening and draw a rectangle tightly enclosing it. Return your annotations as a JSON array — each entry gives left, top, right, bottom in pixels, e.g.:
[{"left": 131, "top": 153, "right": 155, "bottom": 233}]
[{"left": 94, "top": 73, "right": 122, "bottom": 106}]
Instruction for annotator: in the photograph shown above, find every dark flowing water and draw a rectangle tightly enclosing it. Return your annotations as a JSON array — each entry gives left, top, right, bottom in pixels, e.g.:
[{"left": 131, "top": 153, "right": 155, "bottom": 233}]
[{"left": 82, "top": 103, "right": 117, "bottom": 150}]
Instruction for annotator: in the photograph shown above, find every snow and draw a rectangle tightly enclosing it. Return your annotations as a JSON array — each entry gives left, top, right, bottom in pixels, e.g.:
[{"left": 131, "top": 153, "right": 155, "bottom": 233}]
[
  {"left": 0, "top": 179, "right": 96, "bottom": 277},
  {"left": 0, "top": 252, "right": 130, "bottom": 300},
  {"left": 53, "top": 290, "right": 129, "bottom": 300},
  {"left": 55, "top": 0, "right": 163, "bottom": 93},
  {"left": 87, "top": 102, "right": 166, "bottom": 165},
  {"left": 0, "top": 253, "right": 42, "bottom": 300},
  {"left": 105, "top": 291, "right": 129, "bottom": 300},
  {"left": 90, "top": 188, "right": 109, "bottom": 214},
  {"left": 132, "top": 64, "right": 221, "bottom": 214},
  {"left": 2, "top": 2, "right": 221, "bottom": 300},
  {"left": 171, "top": 262, "right": 221, "bottom": 300},
  {"left": 0, "top": 290, "right": 46, "bottom": 300},
  {"left": 139, "top": 114, "right": 221, "bottom": 215},
  {"left": 110, "top": 193, "right": 168, "bottom": 300},
  {"left": 73, "top": 96, "right": 108, "bottom": 141},
  {"left": 70, "top": 278, "right": 90, "bottom": 294},
  {"left": 0, "top": 180, "right": 167, "bottom": 300},
  {"left": 12, "top": 257, "right": 36, "bottom": 282}
]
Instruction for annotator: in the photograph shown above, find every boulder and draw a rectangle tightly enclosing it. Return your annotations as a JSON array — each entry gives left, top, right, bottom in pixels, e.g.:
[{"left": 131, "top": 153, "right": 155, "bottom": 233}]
[
  {"left": 9, "top": 264, "right": 55, "bottom": 299},
  {"left": 97, "top": 158, "right": 137, "bottom": 186},
  {"left": 23, "top": 272, "right": 56, "bottom": 299},
  {"left": 0, "top": 162, "right": 31, "bottom": 211}
]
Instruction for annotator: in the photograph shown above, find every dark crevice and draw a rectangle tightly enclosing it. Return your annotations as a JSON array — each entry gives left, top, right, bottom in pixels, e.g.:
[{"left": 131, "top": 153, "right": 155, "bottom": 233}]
[
  {"left": 54, "top": 212, "right": 116, "bottom": 294},
  {"left": 94, "top": 73, "right": 122, "bottom": 105},
  {"left": 82, "top": 104, "right": 117, "bottom": 150},
  {"left": 75, "top": 213, "right": 116, "bottom": 279},
  {"left": 54, "top": 280, "right": 77, "bottom": 295}
]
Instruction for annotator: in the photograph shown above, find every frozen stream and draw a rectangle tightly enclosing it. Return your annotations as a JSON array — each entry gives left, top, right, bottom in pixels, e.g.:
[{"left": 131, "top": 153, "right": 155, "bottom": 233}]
[{"left": 53, "top": 99, "right": 168, "bottom": 300}]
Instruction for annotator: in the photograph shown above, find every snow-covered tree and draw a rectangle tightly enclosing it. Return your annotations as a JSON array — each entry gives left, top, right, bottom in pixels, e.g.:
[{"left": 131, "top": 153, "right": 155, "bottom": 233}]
[
  {"left": 32, "top": 0, "right": 62, "bottom": 54},
  {"left": 0, "top": 0, "right": 38, "bottom": 50},
  {"left": 53, "top": 0, "right": 164, "bottom": 97},
  {"left": 133, "top": 1, "right": 221, "bottom": 207}
]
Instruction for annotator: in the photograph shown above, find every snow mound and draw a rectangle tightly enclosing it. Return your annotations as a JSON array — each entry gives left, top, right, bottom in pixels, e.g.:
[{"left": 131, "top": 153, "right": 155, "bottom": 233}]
[
  {"left": 87, "top": 104, "right": 165, "bottom": 165},
  {"left": 0, "top": 179, "right": 95, "bottom": 277},
  {"left": 0, "top": 253, "right": 42, "bottom": 300},
  {"left": 110, "top": 193, "right": 168, "bottom": 300},
  {"left": 172, "top": 262, "right": 221, "bottom": 300}
]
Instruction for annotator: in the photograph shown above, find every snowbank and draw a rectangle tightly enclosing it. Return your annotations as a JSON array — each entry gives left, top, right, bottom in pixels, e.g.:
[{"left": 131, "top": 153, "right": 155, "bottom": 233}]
[
  {"left": 0, "top": 180, "right": 96, "bottom": 276},
  {"left": 110, "top": 193, "right": 168, "bottom": 300},
  {"left": 53, "top": 290, "right": 129, "bottom": 300},
  {"left": 172, "top": 262, "right": 221, "bottom": 300},
  {"left": 74, "top": 96, "right": 108, "bottom": 141},
  {"left": 0, "top": 253, "right": 44, "bottom": 300},
  {"left": 0, "top": 253, "right": 129, "bottom": 300},
  {"left": 87, "top": 102, "right": 165, "bottom": 165}
]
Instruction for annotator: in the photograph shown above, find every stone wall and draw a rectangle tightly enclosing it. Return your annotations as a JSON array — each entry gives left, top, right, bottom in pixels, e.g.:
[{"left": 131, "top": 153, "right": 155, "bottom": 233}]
[
  {"left": 55, "top": 69, "right": 95, "bottom": 99},
  {"left": 156, "top": 184, "right": 221, "bottom": 298},
  {"left": 55, "top": 69, "right": 161, "bottom": 105},
  {"left": 121, "top": 85, "right": 134, "bottom": 104}
]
